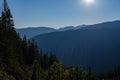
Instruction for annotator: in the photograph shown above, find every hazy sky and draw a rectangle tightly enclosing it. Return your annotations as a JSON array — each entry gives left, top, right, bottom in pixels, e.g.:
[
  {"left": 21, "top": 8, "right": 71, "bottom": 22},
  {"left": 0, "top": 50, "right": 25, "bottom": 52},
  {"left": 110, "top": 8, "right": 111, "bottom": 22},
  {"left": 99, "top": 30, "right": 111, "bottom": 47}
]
[{"left": 0, "top": 0, "right": 120, "bottom": 28}]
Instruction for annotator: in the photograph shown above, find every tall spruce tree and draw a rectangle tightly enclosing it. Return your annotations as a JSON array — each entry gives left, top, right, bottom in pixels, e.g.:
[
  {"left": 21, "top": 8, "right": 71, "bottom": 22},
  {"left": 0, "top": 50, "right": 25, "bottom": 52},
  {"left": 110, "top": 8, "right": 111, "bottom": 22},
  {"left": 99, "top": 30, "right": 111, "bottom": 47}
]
[
  {"left": 47, "top": 62, "right": 65, "bottom": 80},
  {"left": 0, "top": 0, "right": 24, "bottom": 79},
  {"left": 1, "top": 0, "right": 14, "bottom": 30}
]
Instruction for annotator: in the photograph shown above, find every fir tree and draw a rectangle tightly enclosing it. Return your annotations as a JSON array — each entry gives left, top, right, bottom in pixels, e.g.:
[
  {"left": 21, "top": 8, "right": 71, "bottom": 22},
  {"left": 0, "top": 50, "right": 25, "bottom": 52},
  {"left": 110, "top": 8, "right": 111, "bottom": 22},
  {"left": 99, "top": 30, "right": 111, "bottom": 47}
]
[
  {"left": 47, "top": 62, "right": 64, "bottom": 80},
  {"left": 49, "top": 53, "right": 59, "bottom": 67},
  {"left": 1, "top": 0, "right": 14, "bottom": 31},
  {"left": 31, "top": 60, "right": 46, "bottom": 80}
]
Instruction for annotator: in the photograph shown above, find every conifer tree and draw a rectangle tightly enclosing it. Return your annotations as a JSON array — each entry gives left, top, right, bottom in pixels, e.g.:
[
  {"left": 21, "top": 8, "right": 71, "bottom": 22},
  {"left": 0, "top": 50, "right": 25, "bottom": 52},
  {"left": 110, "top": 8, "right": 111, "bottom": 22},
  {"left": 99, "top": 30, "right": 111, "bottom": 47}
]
[
  {"left": 49, "top": 53, "right": 59, "bottom": 67},
  {"left": 31, "top": 60, "right": 45, "bottom": 80},
  {"left": 28, "top": 40, "right": 40, "bottom": 65},
  {"left": 0, "top": 14, "right": 3, "bottom": 65},
  {"left": 74, "top": 66, "right": 84, "bottom": 80},
  {"left": 1, "top": 0, "right": 14, "bottom": 31},
  {"left": 0, "top": 0, "right": 24, "bottom": 79},
  {"left": 47, "top": 62, "right": 64, "bottom": 80},
  {"left": 42, "top": 54, "right": 49, "bottom": 69}
]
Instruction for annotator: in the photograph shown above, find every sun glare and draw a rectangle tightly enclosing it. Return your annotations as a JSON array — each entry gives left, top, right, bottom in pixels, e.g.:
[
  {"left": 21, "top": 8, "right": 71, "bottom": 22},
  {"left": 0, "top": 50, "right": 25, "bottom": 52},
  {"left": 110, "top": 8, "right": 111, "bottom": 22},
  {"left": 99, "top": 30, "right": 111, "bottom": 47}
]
[{"left": 83, "top": 0, "right": 95, "bottom": 5}]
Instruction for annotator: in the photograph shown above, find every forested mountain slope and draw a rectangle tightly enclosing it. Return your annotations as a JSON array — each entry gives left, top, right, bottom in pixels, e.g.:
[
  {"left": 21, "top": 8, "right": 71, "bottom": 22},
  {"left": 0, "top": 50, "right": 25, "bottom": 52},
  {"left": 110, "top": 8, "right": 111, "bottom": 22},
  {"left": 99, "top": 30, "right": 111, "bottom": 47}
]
[{"left": 33, "top": 20, "right": 120, "bottom": 73}]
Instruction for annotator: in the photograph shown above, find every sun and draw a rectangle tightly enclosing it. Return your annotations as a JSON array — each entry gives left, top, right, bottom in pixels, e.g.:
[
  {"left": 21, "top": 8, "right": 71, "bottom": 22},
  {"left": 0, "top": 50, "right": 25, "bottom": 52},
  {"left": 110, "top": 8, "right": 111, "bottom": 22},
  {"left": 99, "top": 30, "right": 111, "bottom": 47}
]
[
  {"left": 77, "top": 0, "right": 96, "bottom": 7},
  {"left": 83, "top": 0, "right": 95, "bottom": 5}
]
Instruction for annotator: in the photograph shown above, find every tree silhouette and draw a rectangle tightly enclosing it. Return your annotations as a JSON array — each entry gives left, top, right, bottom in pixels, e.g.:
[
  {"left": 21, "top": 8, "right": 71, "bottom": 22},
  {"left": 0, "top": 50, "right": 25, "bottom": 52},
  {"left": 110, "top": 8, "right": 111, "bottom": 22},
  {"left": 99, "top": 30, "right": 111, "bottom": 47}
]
[{"left": 1, "top": 0, "right": 14, "bottom": 31}]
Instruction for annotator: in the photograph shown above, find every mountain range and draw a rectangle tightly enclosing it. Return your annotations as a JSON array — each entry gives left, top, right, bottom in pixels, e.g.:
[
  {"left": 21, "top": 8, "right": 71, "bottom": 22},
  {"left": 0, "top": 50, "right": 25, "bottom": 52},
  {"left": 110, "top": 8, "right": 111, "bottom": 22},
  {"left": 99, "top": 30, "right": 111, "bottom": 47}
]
[
  {"left": 17, "top": 20, "right": 120, "bottom": 73},
  {"left": 32, "top": 20, "right": 120, "bottom": 73},
  {"left": 16, "top": 25, "right": 86, "bottom": 39},
  {"left": 16, "top": 27, "right": 56, "bottom": 39}
]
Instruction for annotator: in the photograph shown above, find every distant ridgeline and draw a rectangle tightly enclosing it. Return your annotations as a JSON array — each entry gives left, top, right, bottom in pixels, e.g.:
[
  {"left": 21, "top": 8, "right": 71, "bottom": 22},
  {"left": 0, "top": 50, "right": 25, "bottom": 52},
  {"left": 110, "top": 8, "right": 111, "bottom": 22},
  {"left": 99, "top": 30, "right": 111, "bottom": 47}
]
[
  {"left": 0, "top": 0, "right": 120, "bottom": 80},
  {"left": 33, "top": 20, "right": 120, "bottom": 73}
]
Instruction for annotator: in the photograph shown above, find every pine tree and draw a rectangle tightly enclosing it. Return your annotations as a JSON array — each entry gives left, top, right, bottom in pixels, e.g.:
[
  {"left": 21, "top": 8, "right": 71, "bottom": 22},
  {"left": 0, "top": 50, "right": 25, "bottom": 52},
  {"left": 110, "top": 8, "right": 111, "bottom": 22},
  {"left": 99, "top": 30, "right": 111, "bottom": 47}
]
[
  {"left": 27, "top": 40, "right": 40, "bottom": 65},
  {"left": 0, "top": 14, "right": 3, "bottom": 68},
  {"left": 47, "top": 62, "right": 64, "bottom": 80},
  {"left": 42, "top": 54, "right": 49, "bottom": 69},
  {"left": 0, "top": 0, "right": 16, "bottom": 69},
  {"left": 74, "top": 66, "right": 84, "bottom": 80},
  {"left": 49, "top": 53, "right": 59, "bottom": 67},
  {"left": 1, "top": 0, "right": 14, "bottom": 31},
  {"left": 0, "top": 0, "right": 24, "bottom": 79},
  {"left": 31, "top": 60, "right": 46, "bottom": 80},
  {"left": 21, "top": 36, "right": 29, "bottom": 65}
]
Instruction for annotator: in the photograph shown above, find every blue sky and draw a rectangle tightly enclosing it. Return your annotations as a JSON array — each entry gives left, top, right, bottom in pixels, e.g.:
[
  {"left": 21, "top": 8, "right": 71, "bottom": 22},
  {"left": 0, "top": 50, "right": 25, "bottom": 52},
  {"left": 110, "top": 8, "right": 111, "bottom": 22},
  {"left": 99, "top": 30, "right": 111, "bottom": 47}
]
[{"left": 0, "top": 0, "right": 120, "bottom": 28}]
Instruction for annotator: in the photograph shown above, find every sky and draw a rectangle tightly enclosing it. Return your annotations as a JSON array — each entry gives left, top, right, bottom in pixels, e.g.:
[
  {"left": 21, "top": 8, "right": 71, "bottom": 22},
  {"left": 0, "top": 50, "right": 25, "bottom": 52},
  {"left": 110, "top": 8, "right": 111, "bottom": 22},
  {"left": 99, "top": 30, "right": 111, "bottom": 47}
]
[{"left": 0, "top": 0, "right": 120, "bottom": 29}]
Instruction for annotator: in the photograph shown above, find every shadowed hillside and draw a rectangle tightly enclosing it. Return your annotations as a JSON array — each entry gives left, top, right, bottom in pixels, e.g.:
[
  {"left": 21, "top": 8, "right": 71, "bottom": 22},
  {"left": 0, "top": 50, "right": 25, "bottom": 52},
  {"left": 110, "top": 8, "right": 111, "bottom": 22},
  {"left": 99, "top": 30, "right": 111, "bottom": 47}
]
[{"left": 33, "top": 20, "right": 120, "bottom": 73}]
